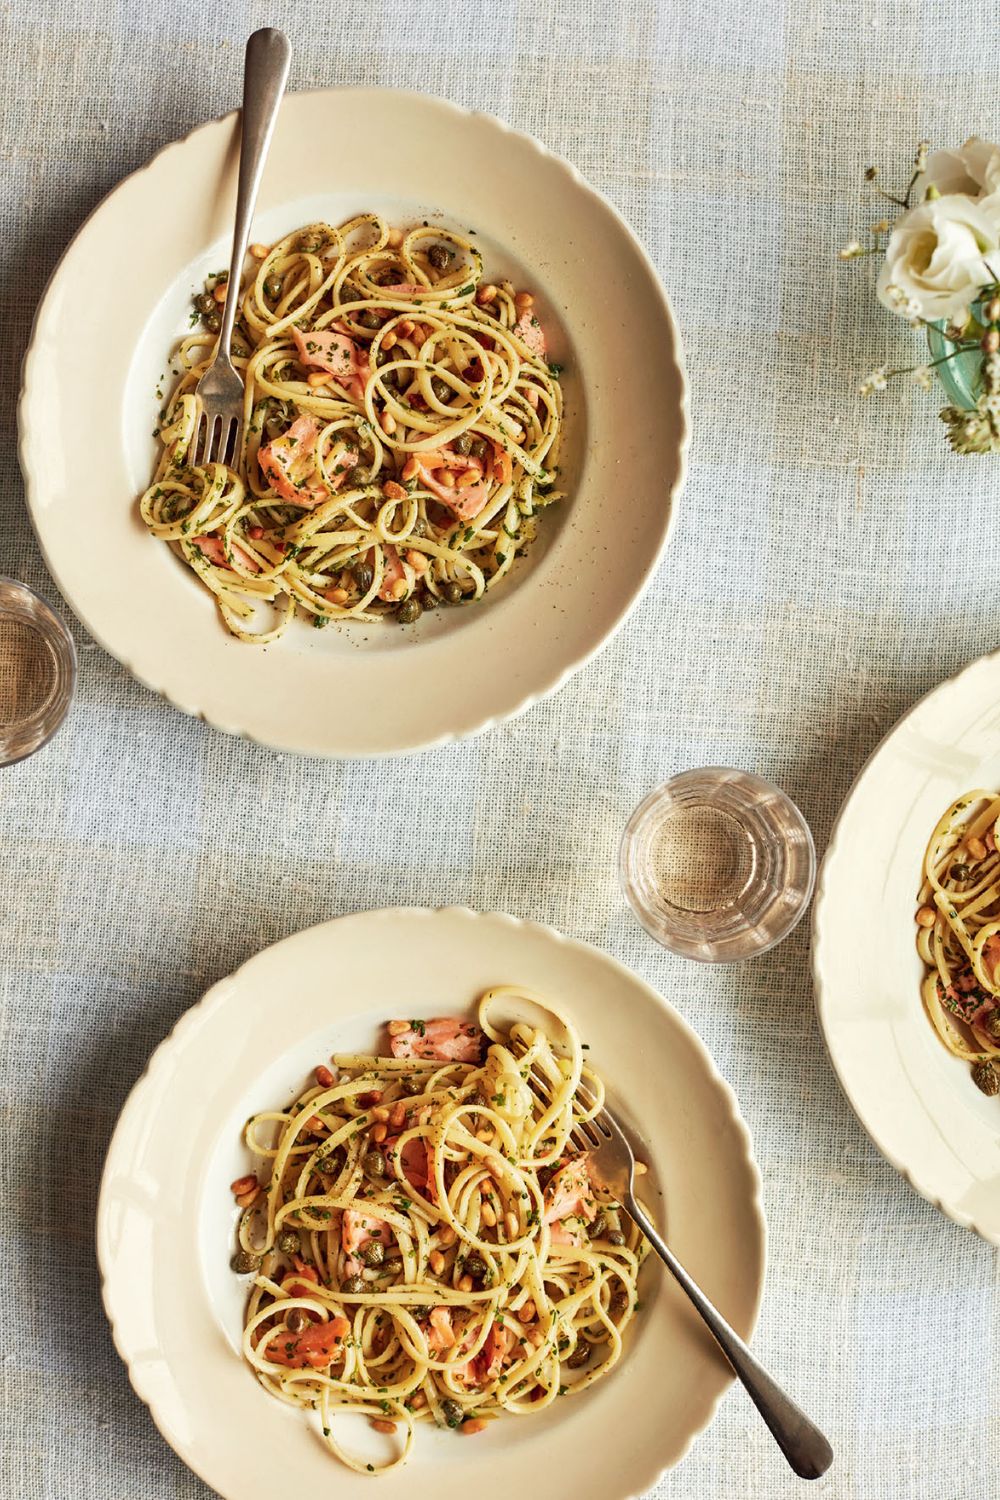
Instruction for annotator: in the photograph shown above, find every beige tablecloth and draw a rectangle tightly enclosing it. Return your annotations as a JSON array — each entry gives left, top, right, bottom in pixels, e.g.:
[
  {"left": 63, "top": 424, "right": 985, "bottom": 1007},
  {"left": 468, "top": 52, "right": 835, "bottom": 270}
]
[{"left": 1, "top": 1, "right": 998, "bottom": 1496}]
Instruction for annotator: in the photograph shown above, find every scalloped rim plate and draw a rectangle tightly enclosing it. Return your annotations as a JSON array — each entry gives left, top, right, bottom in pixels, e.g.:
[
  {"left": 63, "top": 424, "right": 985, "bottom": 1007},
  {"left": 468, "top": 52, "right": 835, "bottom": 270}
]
[
  {"left": 18, "top": 89, "right": 687, "bottom": 757},
  {"left": 97, "top": 907, "right": 763, "bottom": 1499},
  {"left": 813, "top": 650, "right": 1000, "bottom": 1244}
]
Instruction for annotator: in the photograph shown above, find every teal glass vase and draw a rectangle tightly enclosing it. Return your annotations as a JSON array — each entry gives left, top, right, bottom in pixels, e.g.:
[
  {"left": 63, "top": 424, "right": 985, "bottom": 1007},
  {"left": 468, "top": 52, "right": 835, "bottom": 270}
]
[{"left": 926, "top": 321, "right": 983, "bottom": 410}]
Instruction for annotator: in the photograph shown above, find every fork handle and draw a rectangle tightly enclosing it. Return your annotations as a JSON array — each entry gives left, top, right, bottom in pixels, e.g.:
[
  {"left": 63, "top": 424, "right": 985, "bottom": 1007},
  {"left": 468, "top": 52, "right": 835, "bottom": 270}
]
[
  {"left": 218, "top": 28, "right": 291, "bottom": 359},
  {"left": 625, "top": 1193, "right": 833, "bottom": 1480}
]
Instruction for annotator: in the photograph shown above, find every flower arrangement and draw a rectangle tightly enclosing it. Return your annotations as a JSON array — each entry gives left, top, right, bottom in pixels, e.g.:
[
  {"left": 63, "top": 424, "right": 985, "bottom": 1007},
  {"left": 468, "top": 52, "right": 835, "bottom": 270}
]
[{"left": 843, "top": 136, "right": 1000, "bottom": 452}]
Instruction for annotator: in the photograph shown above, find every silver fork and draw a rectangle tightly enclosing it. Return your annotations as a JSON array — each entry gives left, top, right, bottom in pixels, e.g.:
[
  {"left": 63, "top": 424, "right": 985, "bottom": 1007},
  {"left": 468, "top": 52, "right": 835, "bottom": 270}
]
[
  {"left": 193, "top": 28, "right": 291, "bottom": 466},
  {"left": 518, "top": 1047, "right": 834, "bottom": 1481}
]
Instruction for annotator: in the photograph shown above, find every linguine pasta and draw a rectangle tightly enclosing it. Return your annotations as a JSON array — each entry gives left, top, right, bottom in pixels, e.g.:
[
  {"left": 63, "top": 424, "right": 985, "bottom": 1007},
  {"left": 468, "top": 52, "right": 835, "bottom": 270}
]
[
  {"left": 140, "top": 216, "right": 565, "bottom": 642},
  {"left": 230, "top": 987, "right": 647, "bottom": 1475},
  {"left": 916, "top": 790, "right": 1000, "bottom": 1094}
]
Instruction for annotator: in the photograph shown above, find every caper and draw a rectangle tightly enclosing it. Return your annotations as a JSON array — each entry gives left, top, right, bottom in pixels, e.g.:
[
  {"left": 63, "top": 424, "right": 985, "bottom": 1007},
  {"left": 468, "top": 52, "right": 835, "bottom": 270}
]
[
  {"left": 464, "top": 1253, "right": 487, "bottom": 1281},
  {"left": 195, "top": 291, "right": 215, "bottom": 314},
  {"left": 358, "top": 309, "right": 381, "bottom": 330},
  {"left": 565, "top": 1342, "right": 591, "bottom": 1368},
  {"left": 397, "top": 598, "right": 423, "bottom": 624},
  {"left": 440, "top": 1398, "right": 464, "bottom": 1429},
  {"left": 588, "top": 1212, "right": 607, "bottom": 1240},
  {"left": 452, "top": 432, "right": 473, "bottom": 456},
  {"left": 985, "top": 1010, "right": 1000, "bottom": 1039},
  {"left": 203, "top": 311, "right": 221, "bottom": 334},
  {"left": 363, "top": 1148, "right": 387, "bottom": 1178},
  {"left": 427, "top": 243, "right": 453, "bottom": 271},
  {"left": 361, "top": 1239, "right": 386, "bottom": 1268},
  {"left": 607, "top": 1229, "right": 626, "bottom": 1247},
  {"left": 608, "top": 1289, "right": 629, "bottom": 1317},
  {"left": 342, "top": 1274, "right": 366, "bottom": 1294},
  {"left": 441, "top": 581, "right": 464, "bottom": 604},
  {"left": 286, "top": 1308, "right": 306, "bottom": 1333},
  {"left": 263, "top": 276, "right": 283, "bottom": 300},
  {"left": 230, "top": 1249, "right": 262, "bottom": 1274},
  {"left": 431, "top": 376, "right": 451, "bottom": 402},
  {"left": 276, "top": 1229, "right": 300, "bottom": 1255},
  {"left": 231, "top": 333, "right": 251, "bottom": 359},
  {"left": 353, "top": 561, "right": 375, "bottom": 594},
  {"left": 972, "top": 1060, "right": 1000, "bottom": 1096},
  {"left": 421, "top": 590, "right": 437, "bottom": 610},
  {"left": 346, "top": 466, "right": 368, "bottom": 487},
  {"left": 951, "top": 863, "right": 971, "bottom": 881},
  {"left": 469, "top": 436, "right": 489, "bottom": 461}
]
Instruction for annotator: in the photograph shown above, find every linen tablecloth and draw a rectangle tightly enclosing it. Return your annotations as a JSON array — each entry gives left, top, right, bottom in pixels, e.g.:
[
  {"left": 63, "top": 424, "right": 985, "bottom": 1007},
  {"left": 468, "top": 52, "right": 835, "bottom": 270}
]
[{"left": 2, "top": 1, "right": 998, "bottom": 1496}]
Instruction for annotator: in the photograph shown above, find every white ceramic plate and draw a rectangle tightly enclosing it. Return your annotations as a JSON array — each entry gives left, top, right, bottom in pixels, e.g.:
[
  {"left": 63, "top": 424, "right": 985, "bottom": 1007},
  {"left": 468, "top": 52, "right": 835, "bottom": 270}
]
[
  {"left": 97, "top": 907, "right": 763, "bottom": 1500},
  {"left": 813, "top": 651, "right": 1000, "bottom": 1244},
  {"left": 19, "top": 90, "right": 686, "bottom": 757}
]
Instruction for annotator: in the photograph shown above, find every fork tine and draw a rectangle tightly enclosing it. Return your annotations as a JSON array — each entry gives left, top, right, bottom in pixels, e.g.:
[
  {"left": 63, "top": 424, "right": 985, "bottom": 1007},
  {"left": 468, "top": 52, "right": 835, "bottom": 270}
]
[{"left": 510, "top": 1037, "right": 604, "bottom": 1153}]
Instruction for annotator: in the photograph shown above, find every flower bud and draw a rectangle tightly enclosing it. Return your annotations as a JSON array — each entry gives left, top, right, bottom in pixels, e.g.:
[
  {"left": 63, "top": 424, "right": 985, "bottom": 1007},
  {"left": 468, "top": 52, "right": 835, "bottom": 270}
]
[
  {"left": 982, "top": 328, "right": 1000, "bottom": 354},
  {"left": 986, "top": 297, "right": 1000, "bottom": 324}
]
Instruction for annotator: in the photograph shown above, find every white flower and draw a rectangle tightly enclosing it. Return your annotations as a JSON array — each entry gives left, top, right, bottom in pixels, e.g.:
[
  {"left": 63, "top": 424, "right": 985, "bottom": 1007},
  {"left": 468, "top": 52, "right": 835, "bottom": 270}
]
[
  {"left": 877, "top": 195, "right": 1000, "bottom": 320},
  {"left": 911, "top": 365, "right": 933, "bottom": 391},
  {"left": 838, "top": 239, "right": 864, "bottom": 260},
  {"left": 882, "top": 282, "right": 923, "bottom": 324},
  {"left": 925, "top": 136, "right": 1000, "bottom": 200},
  {"left": 858, "top": 366, "right": 888, "bottom": 397}
]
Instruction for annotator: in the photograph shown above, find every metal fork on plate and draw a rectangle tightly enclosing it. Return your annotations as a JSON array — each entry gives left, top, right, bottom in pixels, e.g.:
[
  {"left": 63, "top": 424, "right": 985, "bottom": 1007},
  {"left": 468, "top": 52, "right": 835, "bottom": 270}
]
[
  {"left": 194, "top": 28, "right": 291, "bottom": 466},
  {"left": 516, "top": 1044, "right": 833, "bottom": 1481}
]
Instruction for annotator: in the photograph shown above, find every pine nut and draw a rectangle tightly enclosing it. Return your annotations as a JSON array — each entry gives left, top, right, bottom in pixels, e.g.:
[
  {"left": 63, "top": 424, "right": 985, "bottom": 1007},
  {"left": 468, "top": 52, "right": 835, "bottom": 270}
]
[
  {"left": 213, "top": 281, "right": 228, "bottom": 303},
  {"left": 406, "top": 550, "right": 427, "bottom": 574},
  {"left": 328, "top": 587, "right": 349, "bottom": 605},
  {"left": 429, "top": 1250, "right": 446, "bottom": 1275},
  {"left": 307, "top": 372, "right": 330, "bottom": 388},
  {"left": 505, "top": 1211, "right": 518, "bottom": 1237},
  {"left": 315, "top": 1065, "right": 334, "bottom": 1087},
  {"left": 410, "top": 1389, "right": 427, "bottom": 1410},
  {"left": 387, "top": 1020, "right": 409, "bottom": 1036},
  {"left": 967, "top": 836, "right": 987, "bottom": 860},
  {"left": 476, "top": 284, "right": 498, "bottom": 306},
  {"left": 371, "top": 1123, "right": 388, "bottom": 1143},
  {"left": 387, "top": 228, "right": 405, "bottom": 248},
  {"left": 437, "top": 470, "right": 456, "bottom": 488},
  {"left": 230, "top": 1174, "right": 258, "bottom": 1196},
  {"left": 398, "top": 319, "right": 415, "bottom": 337},
  {"left": 380, "top": 411, "right": 396, "bottom": 435},
  {"left": 235, "top": 1185, "right": 261, "bottom": 1208},
  {"left": 462, "top": 1418, "right": 488, "bottom": 1434},
  {"left": 480, "top": 1202, "right": 496, "bottom": 1228},
  {"left": 382, "top": 330, "right": 398, "bottom": 351},
  {"left": 372, "top": 1105, "right": 390, "bottom": 1122},
  {"left": 458, "top": 1274, "right": 473, "bottom": 1292},
  {"left": 514, "top": 291, "right": 535, "bottom": 312},
  {"left": 371, "top": 1418, "right": 396, "bottom": 1434},
  {"left": 476, "top": 1129, "right": 492, "bottom": 1144},
  {"left": 358, "top": 1090, "right": 383, "bottom": 1107},
  {"left": 438, "top": 1225, "right": 457, "bottom": 1247},
  {"left": 390, "top": 1102, "right": 407, "bottom": 1129},
  {"left": 250, "top": 243, "right": 268, "bottom": 258},
  {"left": 456, "top": 470, "right": 479, "bottom": 487},
  {"left": 518, "top": 1300, "right": 536, "bottom": 1323},
  {"left": 401, "top": 456, "right": 420, "bottom": 481},
  {"left": 634, "top": 1161, "right": 648, "bottom": 1176},
  {"left": 915, "top": 905, "right": 936, "bottom": 927},
  {"left": 528, "top": 1325, "right": 544, "bottom": 1347},
  {"left": 382, "top": 480, "right": 407, "bottom": 501}
]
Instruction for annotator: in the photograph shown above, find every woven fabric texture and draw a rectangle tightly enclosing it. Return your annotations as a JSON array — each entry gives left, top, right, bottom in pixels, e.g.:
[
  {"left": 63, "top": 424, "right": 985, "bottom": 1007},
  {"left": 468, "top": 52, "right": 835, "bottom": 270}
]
[{"left": 1, "top": 1, "right": 999, "bottom": 1496}]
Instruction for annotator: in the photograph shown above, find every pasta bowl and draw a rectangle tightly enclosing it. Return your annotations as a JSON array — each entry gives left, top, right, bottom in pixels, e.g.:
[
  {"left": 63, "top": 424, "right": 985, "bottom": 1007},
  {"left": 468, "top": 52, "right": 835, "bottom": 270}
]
[
  {"left": 19, "top": 90, "right": 687, "bottom": 756},
  {"left": 97, "top": 907, "right": 763, "bottom": 1499}
]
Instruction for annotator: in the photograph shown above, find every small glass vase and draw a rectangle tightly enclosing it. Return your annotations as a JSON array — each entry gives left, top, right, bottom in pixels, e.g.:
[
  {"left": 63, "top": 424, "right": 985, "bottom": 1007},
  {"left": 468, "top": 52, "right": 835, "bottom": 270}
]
[{"left": 926, "top": 321, "right": 983, "bottom": 409}]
